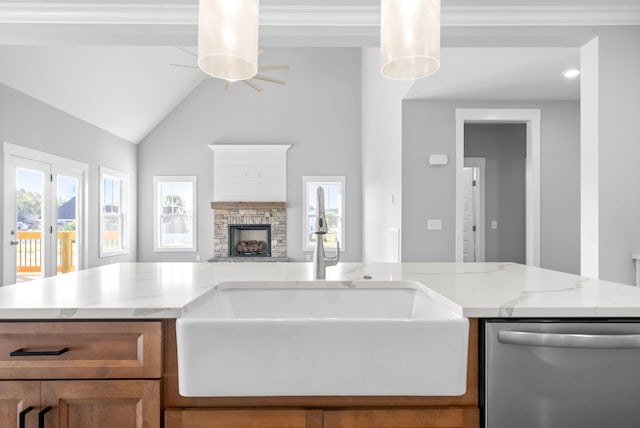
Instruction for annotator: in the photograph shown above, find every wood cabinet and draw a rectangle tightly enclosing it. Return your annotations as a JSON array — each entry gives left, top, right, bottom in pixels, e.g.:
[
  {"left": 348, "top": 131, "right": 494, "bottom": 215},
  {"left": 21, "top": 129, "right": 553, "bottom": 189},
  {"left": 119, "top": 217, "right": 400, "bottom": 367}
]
[
  {"left": 1, "top": 317, "right": 479, "bottom": 428},
  {"left": 0, "top": 321, "right": 162, "bottom": 428},
  {"left": 164, "top": 408, "right": 478, "bottom": 428}
]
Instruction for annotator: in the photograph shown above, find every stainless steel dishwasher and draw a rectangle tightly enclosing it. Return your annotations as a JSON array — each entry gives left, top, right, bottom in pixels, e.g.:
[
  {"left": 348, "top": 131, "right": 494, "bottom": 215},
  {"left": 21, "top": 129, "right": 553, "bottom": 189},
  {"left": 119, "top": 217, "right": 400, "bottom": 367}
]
[{"left": 485, "top": 320, "right": 640, "bottom": 428}]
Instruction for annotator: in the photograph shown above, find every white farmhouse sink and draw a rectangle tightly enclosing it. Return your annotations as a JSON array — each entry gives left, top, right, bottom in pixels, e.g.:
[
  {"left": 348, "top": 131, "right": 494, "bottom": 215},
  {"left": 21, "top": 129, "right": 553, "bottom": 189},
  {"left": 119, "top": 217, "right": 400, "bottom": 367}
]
[{"left": 176, "top": 280, "right": 469, "bottom": 397}]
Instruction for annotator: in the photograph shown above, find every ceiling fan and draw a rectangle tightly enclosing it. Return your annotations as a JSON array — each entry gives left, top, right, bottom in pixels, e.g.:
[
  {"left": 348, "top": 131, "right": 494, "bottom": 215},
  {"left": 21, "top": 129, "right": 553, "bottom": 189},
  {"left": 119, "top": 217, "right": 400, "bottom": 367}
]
[{"left": 170, "top": 47, "right": 289, "bottom": 92}]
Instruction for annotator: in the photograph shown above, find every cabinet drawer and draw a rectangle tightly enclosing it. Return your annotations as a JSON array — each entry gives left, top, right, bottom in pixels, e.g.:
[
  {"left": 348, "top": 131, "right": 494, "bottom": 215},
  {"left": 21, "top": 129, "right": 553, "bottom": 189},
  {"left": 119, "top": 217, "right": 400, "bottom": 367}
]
[
  {"left": 323, "top": 408, "right": 479, "bottom": 428},
  {"left": 165, "top": 409, "right": 322, "bottom": 428},
  {"left": 0, "top": 321, "right": 161, "bottom": 379}
]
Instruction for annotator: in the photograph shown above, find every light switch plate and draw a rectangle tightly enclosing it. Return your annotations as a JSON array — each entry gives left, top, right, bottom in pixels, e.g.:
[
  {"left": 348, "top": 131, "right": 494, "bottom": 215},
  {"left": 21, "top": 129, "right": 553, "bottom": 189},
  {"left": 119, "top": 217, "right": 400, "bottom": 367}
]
[
  {"left": 491, "top": 220, "right": 498, "bottom": 229},
  {"left": 427, "top": 219, "right": 442, "bottom": 231}
]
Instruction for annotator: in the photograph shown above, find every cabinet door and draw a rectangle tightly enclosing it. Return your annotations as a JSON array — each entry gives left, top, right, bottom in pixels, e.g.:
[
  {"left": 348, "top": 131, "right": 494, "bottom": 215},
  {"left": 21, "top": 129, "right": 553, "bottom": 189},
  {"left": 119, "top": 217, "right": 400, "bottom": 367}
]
[
  {"left": 165, "top": 409, "right": 323, "bottom": 428},
  {"left": 40, "top": 380, "right": 160, "bottom": 428},
  {"left": 323, "top": 408, "right": 479, "bottom": 428},
  {"left": 0, "top": 381, "right": 40, "bottom": 428}
]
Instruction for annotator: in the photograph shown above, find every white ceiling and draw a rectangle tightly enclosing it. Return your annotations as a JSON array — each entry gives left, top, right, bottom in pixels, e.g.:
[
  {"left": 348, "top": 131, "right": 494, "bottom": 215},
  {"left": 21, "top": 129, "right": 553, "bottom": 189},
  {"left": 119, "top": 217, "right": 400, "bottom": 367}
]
[
  {"left": 0, "top": 46, "right": 202, "bottom": 143},
  {"left": 0, "top": 1, "right": 638, "bottom": 143},
  {"left": 406, "top": 47, "right": 580, "bottom": 101}
]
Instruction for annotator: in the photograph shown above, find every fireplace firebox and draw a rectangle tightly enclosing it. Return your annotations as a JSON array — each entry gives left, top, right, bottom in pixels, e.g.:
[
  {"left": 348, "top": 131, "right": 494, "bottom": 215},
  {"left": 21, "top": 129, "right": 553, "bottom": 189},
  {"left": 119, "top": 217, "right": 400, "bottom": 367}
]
[{"left": 229, "top": 224, "right": 271, "bottom": 257}]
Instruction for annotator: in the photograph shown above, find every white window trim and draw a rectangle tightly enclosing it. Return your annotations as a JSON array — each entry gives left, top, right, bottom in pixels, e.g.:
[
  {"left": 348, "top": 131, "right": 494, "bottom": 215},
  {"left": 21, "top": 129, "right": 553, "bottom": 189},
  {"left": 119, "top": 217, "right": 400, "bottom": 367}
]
[
  {"left": 302, "top": 175, "right": 346, "bottom": 252},
  {"left": 153, "top": 175, "right": 197, "bottom": 252},
  {"left": 99, "top": 165, "right": 129, "bottom": 257}
]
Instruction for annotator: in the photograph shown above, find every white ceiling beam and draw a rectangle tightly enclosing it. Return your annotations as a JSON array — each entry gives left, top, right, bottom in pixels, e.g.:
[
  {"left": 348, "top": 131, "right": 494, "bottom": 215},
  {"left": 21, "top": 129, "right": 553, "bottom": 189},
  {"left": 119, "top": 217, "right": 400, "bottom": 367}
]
[
  {"left": 1, "top": 3, "right": 639, "bottom": 47},
  {"left": 2, "top": 3, "right": 639, "bottom": 27}
]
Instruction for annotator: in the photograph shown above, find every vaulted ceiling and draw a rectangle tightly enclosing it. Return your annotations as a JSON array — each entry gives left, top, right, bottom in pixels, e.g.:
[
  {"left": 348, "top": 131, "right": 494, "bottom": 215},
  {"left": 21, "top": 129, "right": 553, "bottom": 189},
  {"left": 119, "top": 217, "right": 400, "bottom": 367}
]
[{"left": 0, "top": 0, "right": 638, "bottom": 143}]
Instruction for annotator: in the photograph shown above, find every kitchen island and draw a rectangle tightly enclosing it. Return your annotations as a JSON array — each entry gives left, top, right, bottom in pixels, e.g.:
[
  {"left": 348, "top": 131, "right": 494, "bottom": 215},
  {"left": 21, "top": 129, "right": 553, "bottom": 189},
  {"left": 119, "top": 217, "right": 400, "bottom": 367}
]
[
  {"left": 2, "top": 261, "right": 640, "bottom": 319},
  {"left": 1, "top": 262, "right": 640, "bottom": 428}
]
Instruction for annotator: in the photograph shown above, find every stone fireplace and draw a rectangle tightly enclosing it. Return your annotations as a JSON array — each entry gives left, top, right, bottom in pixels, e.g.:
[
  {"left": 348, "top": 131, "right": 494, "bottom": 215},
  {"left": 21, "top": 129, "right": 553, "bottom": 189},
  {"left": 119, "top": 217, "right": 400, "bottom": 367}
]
[{"left": 210, "top": 202, "right": 287, "bottom": 261}]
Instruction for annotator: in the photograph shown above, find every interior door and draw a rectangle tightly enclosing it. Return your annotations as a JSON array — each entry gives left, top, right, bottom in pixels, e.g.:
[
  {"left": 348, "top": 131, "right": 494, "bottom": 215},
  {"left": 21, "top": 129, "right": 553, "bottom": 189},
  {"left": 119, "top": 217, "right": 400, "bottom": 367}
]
[
  {"left": 3, "top": 156, "right": 52, "bottom": 285},
  {"left": 462, "top": 167, "right": 476, "bottom": 262}
]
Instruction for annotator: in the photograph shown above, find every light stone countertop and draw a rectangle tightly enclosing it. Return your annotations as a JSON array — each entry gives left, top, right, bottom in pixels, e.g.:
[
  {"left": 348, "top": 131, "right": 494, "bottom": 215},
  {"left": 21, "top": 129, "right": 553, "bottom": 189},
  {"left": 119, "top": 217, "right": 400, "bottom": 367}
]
[{"left": 2, "top": 262, "right": 640, "bottom": 319}]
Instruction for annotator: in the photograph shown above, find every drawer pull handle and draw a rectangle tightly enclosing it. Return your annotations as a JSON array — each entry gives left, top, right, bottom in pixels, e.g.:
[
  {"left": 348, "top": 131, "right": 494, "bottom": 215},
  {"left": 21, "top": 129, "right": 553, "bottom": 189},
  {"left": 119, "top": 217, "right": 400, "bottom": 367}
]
[
  {"left": 38, "top": 406, "right": 52, "bottom": 428},
  {"left": 19, "top": 406, "right": 34, "bottom": 428},
  {"left": 10, "top": 347, "right": 69, "bottom": 357}
]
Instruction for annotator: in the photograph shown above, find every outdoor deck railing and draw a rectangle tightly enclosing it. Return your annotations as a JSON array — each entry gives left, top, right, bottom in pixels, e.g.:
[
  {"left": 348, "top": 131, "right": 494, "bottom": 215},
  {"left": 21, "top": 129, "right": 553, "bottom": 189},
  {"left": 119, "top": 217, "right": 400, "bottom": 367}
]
[{"left": 15, "top": 230, "right": 76, "bottom": 274}]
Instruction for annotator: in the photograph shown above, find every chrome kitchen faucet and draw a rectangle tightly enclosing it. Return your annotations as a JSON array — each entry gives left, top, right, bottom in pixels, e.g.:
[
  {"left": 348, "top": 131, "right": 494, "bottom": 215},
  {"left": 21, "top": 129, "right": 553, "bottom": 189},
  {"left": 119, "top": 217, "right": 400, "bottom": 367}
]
[{"left": 313, "top": 186, "right": 339, "bottom": 279}]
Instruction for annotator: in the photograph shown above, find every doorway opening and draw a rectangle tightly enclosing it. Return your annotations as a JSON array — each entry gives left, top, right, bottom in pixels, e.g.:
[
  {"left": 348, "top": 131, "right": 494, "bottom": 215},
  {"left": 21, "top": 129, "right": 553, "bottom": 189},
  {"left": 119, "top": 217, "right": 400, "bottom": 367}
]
[{"left": 455, "top": 109, "right": 540, "bottom": 266}]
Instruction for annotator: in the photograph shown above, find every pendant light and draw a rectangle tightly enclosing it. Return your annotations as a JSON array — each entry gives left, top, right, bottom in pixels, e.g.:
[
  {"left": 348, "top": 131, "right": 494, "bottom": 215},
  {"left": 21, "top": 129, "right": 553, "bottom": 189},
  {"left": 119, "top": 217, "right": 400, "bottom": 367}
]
[
  {"left": 380, "top": 0, "right": 441, "bottom": 80},
  {"left": 197, "top": 0, "right": 259, "bottom": 81}
]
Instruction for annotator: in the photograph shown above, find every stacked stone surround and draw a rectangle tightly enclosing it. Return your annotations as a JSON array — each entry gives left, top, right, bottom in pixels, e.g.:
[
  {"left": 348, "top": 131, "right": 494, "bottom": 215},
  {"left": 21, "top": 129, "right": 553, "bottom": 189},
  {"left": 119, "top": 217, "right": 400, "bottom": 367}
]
[{"left": 211, "top": 202, "right": 287, "bottom": 261}]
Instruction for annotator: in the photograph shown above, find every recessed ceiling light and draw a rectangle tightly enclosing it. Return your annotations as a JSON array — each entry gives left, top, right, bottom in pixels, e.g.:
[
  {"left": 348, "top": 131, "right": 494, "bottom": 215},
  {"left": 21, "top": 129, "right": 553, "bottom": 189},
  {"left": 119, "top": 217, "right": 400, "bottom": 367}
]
[{"left": 563, "top": 69, "right": 580, "bottom": 79}]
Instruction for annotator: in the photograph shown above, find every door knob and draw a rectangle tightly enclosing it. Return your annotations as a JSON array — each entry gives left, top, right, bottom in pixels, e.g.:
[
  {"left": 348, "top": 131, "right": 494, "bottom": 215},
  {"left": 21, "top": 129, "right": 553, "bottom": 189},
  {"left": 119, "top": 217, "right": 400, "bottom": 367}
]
[{"left": 10, "top": 240, "right": 20, "bottom": 246}]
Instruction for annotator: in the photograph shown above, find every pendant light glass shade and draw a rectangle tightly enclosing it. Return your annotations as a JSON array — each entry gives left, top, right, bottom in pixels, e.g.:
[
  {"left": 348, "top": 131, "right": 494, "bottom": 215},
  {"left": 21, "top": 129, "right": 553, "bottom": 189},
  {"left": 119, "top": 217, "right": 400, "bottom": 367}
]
[
  {"left": 197, "top": 0, "right": 259, "bottom": 81},
  {"left": 380, "top": 0, "right": 441, "bottom": 80}
]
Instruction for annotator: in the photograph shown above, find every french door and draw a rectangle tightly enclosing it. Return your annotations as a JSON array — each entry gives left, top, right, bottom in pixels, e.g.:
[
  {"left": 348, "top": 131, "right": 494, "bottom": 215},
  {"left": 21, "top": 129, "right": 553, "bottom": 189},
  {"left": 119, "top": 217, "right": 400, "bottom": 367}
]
[{"left": 3, "top": 144, "right": 87, "bottom": 286}]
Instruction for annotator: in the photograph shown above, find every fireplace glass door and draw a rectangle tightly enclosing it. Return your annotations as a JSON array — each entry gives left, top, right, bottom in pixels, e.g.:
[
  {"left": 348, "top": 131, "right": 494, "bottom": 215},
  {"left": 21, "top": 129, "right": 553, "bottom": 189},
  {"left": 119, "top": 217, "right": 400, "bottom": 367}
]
[{"left": 229, "top": 225, "right": 271, "bottom": 257}]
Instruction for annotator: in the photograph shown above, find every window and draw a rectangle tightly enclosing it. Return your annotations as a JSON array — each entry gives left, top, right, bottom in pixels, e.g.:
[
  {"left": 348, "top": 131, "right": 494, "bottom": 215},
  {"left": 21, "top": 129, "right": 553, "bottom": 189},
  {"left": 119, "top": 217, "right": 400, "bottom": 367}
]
[
  {"left": 154, "top": 176, "right": 197, "bottom": 252},
  {"left": 303, "top": 176, "right": 345, "bottom": 251},
  {"left": 99, "top": 166, "right": 128, "bottom": 257}
]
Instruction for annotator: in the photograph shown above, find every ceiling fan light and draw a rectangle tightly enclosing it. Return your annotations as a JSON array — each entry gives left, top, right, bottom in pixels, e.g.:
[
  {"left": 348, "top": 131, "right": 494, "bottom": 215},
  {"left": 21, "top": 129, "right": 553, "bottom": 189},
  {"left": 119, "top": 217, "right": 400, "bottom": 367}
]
[
  {"left": 381, "top": 0, "right": 441, "bottom": 80},
  {"left": 197, "top": 0, "right": 259, "bottom": 81}
]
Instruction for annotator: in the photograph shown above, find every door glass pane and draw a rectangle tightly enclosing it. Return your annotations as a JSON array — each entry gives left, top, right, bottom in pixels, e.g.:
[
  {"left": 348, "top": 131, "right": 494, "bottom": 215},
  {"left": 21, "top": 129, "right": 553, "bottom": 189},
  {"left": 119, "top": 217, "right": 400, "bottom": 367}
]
[
  {"left": 57, "top": 175, "right": 78, "bottom": 274},
  {"left": 15, "top": 168, "right": 45, "bottom": 282}
]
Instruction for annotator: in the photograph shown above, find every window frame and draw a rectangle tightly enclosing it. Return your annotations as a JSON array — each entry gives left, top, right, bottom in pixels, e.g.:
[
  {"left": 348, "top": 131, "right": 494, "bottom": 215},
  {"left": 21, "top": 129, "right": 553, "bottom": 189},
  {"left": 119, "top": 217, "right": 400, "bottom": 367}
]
[
  {"left": 153, "top": 175, "right": 197, "bottom": 252},
  {"left": 302, "top": 175, "right": 346, "bottom": 252},
  {"left": 99, "top": 166, "right": 129, "bottom": 257}
]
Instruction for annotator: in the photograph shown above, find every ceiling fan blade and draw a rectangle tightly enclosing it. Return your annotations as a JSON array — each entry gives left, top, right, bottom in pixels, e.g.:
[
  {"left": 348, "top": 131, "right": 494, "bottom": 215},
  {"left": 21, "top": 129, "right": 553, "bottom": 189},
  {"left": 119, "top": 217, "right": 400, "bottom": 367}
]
[
  {"left": 176, "top": 46, "right": 197, "bottom": 57},
  {"left": 170, "top": 63, "right": 200, "bottom": 69},
  {"left": 192, "top": 76, "right": 210, "bottom": 83},
  {"left": 253, "top": 75, "right": 286, "bottom": 85},
  {"left": 242, "top": 79, "right": 263, "bottom": 92},
  {"left": 258, "top": 64, "right": 290, "bottom": 72}
]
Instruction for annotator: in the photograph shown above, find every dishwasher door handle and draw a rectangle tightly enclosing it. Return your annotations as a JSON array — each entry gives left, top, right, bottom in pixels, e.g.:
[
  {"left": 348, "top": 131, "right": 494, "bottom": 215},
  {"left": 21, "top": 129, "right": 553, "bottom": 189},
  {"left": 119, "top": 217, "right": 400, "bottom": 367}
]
[{"left": 498, "top": 330, "right": 640, "bottom": 349}]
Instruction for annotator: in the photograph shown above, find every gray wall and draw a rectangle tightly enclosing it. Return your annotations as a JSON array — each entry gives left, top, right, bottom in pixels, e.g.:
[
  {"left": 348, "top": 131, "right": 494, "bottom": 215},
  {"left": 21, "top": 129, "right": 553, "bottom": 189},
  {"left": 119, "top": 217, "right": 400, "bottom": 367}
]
[
  {"left": 361, "top": 48, "right": 412, "bottom": 262},
  {"left": 137, "top": 48, "right": 362, "bottom": 263},
  {"left": 596, "top": 27, "right": 640, "bottom": 284},
  {"left": 465, "top": 124, "right": 526, "bottom": 264},
  {"left": 402, "top": 100, "right": 580, "bottom": 274},
  {"left": 0, "top": 82, "right": 138, "bottom": 281}
]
